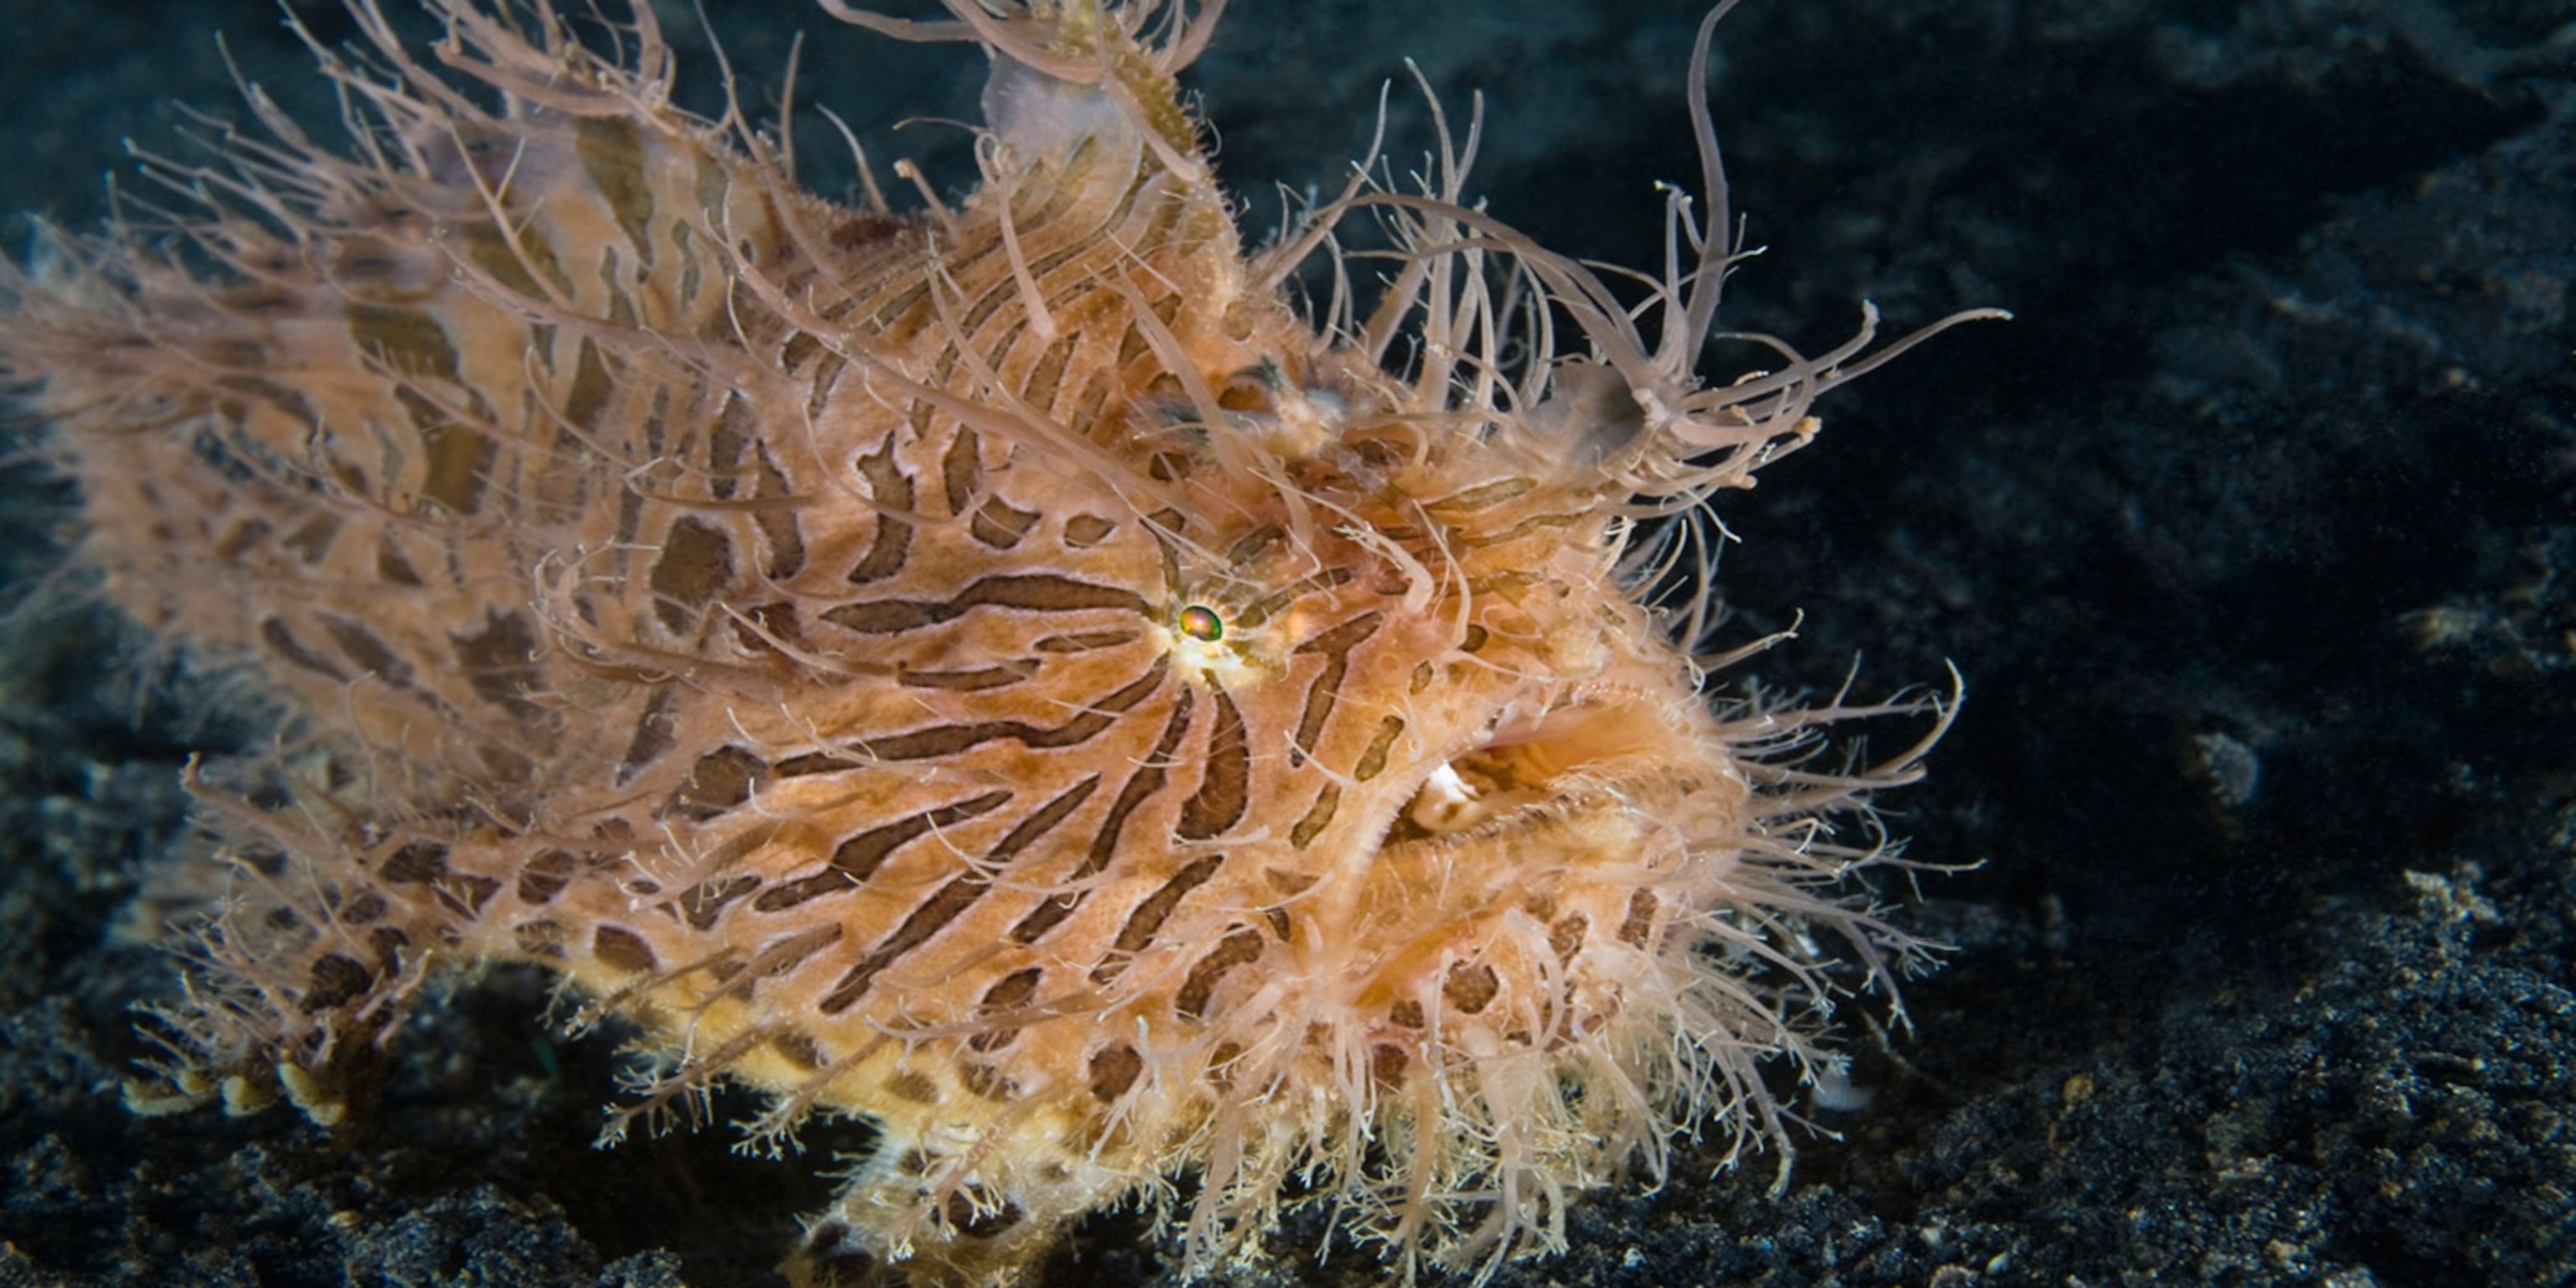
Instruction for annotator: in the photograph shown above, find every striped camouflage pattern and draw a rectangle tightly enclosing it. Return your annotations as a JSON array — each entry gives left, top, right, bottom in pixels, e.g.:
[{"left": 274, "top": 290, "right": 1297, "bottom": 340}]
[{"left": 0, "top": 2, "right": 1960, "bottom": 1283}]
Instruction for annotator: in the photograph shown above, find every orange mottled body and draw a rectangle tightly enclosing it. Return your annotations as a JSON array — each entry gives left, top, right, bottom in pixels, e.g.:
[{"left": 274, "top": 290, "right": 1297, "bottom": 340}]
[{"left": 0, "top": 1, "right": 1987, "bottom": 1283}]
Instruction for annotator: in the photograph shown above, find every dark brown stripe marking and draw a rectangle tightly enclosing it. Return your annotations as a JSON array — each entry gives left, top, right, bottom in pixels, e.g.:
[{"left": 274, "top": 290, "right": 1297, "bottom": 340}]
[
  {"left": 564, "top": 337, "right": 615, "bottom": 434},
  {"left": 1175, "top": 927, "right": 1265, "bottom": 1021},
  {"left": 616, "top": 685, "right": 682, "bottom": 785},
  {"left": 262, "top": 619, "right": 348, "bottom": 681},
  {"left": 379, "top": 841, "right": 449, "bottom": 884},
  {"left": 1549, "top": 913, "right": 1588, "bottom": 963},
  {"left": 1089, "top": 852, "right": 1225, "bottom": 985},
  {"left": 942, "top": 427, "right": 982, "bottom": 517},
  {"left": 943, "top": 1191, "right": 1022, "bottom": 1239},
  {"left": 1034, "top": 629, "right": 1139, "bottom": 653},
  {"left": 664, "top": 745, "right": 769, "bottom": 822},
  {"left": 744, "top": 924, "right": 844, "bottom": 981},
  {"left": 1021, "top": 334, "right": 1072, "bottom": 412},
  {"left": 673, "top": 873, "right": 762, "bottom": 931},
  {"left": 377, "top": 531, "right": 423, "bottom": 586},
  {"left": 346, "top": 304, "right": 460, "bottom": 380},
  {"left": 1290, "top": 611, "right": 1384, "bottom": 763},
  {"left": 708, "top": 391, "right": 753, "bottom": 500},
  {"left": 1444, "top": 962, "right": 1500, "bottom": 1015},
  {"left": 319, "top": 614, "right": 415, "bottom": 689},
  {"left": 846, "top": 438, "right": 914, "bottom": 584},
  {"left": 301, "top": 953, "right": 373, "bottom": 1013},
  {"left": 1289, "top": 784, "right": 1339, "bottom": 849},
  {"left": 802, "top": 345, "right": 849, "bottom": 418},
  {"left": 988, "top": 776, "right": 1104, "bottom": 861},
  {"left": 514, "top": 919, "right": 568, "bottom": 959},
  {"left": 216, "top": 518, "right": 273, "bottom": 565},
  {"left": 439, "top": 875, "right": 503, "bottom": 918},
  {"left": 835, "top": 657, "right": 1167, "bottom": 763},
  {"left": 771, "top": 1030, "right": 827, "bottom": 1072},
  {"left": 650, "top": 517, "right": 734, "bottom": 634},
  {"left": 750, "top": 790, "right": 1012, "bottom": 911},
  {"left": 1618, "top": 889, "right": 1660, "bottom": 948},
  {"left": 592, "top": 925, "right": 658, "bottom": 974},
  {"left": 819, "top": 600, "right": 938, "bottom": 634},
  {"left": 280, "top": 513, "right": 339, "bottom": 564},
  {"left": 1088, "top": 1044, "right": 1143, "bottom": 1102},
  {"left": 1062, "top": 514, "right": 1116, "bottom": 548},
  {"left": 815, "top": 778, "right": 1098, "bottom": 1015},
  {"left": 517, "top": 849, "right": 581, "bottom": 906},
  {"left": 1176, "top": 685, "right": 1249, "bottom": 839},
  {"left": 823, "top": 574, "right": 1150, "bottom": 636},
  {"left": 967, "top": 967, "right": 1046, "bottom": 1053},
  {"left": 970, "top": 496, "right": 1042, "bottom": 548},
  {"left": 452, "top": 610, "right": 543, "bottom": 721},
  {"left": 961, "top": 1062, "right": 1017, "bottom": 1102},
  {"left": 415, "top": 418, "right": 496, "bottom": 518},
  {"left": 1223, "top": 525, "right": 1284, "bottom": 565},
  {"left": 576, "top": 117, "right": 655, "bottom": 266},
  {"left": 1010, "top": 687, "right": 1196, "bottom": 943},
  {"left": 754, "top": 447, "right": 807, "bottom": 579},
  {"left": 899, "top": 663, "right": 1036, "bottom": 692},
  {"left": 1353, "top": 714, "right": 1406, "bottom": 781},
  {"left": 1370, "top": 1042, "right": 1410, "bottom": 1089}
]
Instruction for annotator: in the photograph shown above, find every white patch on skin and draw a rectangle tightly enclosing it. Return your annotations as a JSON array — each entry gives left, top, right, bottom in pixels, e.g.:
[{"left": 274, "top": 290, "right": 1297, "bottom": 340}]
[
  {"left": 1407, "top": 761, "right": 1488, "bottom": 833},
  {"left": 1152, "top": 617, "right": 1262, "bottom": 688}
]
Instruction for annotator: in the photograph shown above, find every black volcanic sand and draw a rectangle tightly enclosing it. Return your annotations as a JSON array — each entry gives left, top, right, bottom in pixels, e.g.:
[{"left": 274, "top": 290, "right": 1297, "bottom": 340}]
[{"left": 2, "top": 2, "right": 2568, "bottom": 1285}]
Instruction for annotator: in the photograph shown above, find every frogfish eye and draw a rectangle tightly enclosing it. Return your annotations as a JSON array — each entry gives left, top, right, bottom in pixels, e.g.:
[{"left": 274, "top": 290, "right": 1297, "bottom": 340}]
[{"left": 1177, "top": 605, "right": 1224, "bottom": 642}]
